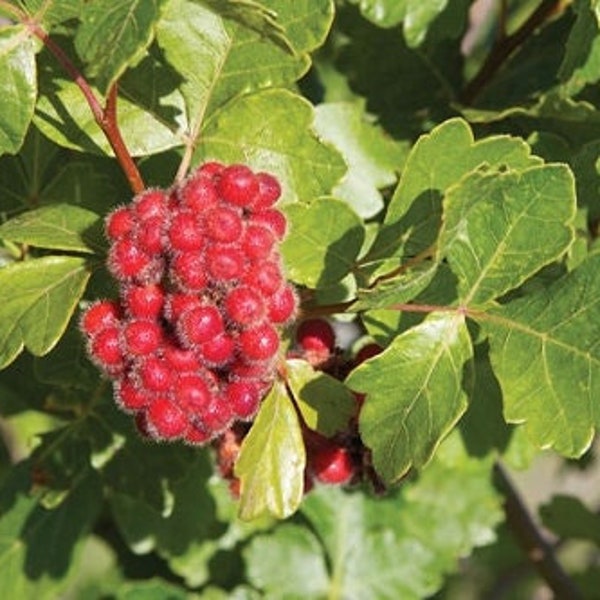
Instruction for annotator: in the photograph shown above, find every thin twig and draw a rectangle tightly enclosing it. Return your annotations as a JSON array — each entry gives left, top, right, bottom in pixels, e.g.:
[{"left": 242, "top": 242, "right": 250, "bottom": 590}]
[
  {"left": 493, "top": 461, "right": 584, "bottom": 599},
  {"left": 461, "top": 0, "right": 563, "bottom": 105}
]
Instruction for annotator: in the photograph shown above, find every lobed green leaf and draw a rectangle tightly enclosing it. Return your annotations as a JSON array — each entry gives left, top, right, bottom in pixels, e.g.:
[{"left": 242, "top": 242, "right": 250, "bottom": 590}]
[
  {"left": 480, "top": 253, "right": 600, "bottom": 457},
  {"left": 0, "top": 26, "right": 37, "bottom": 156},
  {"left": 346, "top": 311, "right": 473, "bottom": 483},
  {"left": 235, "top": 381, "right": 305, "bottom": 521},
  {"left": 0, "top": 256, "right": 91, "bottom": 369},
  {"left": 0, "top": 204, "right": 104, "bottom": 254}
]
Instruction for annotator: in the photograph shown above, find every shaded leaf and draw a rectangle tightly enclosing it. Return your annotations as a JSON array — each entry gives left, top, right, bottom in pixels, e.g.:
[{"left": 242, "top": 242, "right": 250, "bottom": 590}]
[
  {"left": 439, "top": 164, "right": 576, "bottom": 306},
  {"left": 286, "top": 359, "right": 356, "bottom": 436},
  {"left": 235, "top": 381, "right": 305, "bottom": 520},
  {"left": 199, "top": 90, "right": 347, "bottom": 204},
  {"left": 75, "top": 0, "right": 166, "bottom": 94},
  {"left": 346, "top": 311, "right": 473, "bottom": 483},
  {"left": 0, "top": 26, "right": 37, "bottom": 156},
  {"left": 540, "top": 494, "right": 600, "bottom": 545},
  {"left": 281, "top": 198, "right": 363, "bottom": 288},
  {"left": 480, "top": 253, "right": 600, "bottom": 457},
  {"left": 0, "top": 256, "right": 91, "bottom": 368},
  {"left": 313, "top": 101, "right": 407, "bottom": 218},
  {"left": 0, "top": 204, "right": 104, "bottom": 254}
]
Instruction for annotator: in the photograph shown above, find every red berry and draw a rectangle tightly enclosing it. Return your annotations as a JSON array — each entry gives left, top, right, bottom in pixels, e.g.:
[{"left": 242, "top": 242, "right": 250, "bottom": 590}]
[
  {"left": 218, "top": 164, "right": 259, "bottom": 207},
  {"left": 183, "top": 423, "right": 212, "bottom": 445},
  {"left": 81, "top": 300, "right": 121, "bottom": 337},
  {"left": 170, "top": 251, "right": 208, "bottom": 291},
  {"left": 123, "top": 319, "right": 162, "bottom": 356},
  {"left": 174, "top": 373, "right": 212, "bottom": 414},
  {"left": 89, "top": 326, "right": 123, "bottom": 371},
  {"left": 138, "top": 356, "right": 174, "bottom": 392},
  {"left": 198, "top": 161, "right": 224, "bottom": 179},
  {"left": 253, "top": 172, "right": 281, "bottom": 209},
  {"left": 241, "top": 224, "right": 276, "bottom": 260},
  {"left": 122, "top": 284, "right": 165, "bottom": 319},
  {"left": 355, "top": 342, "right": 383, "bottom": 364},
  {"left": 133, "top": 189, "right": 168, "bottom": 221},
  {"left": 243, "top": 260, "right": 284, "bottom": 296},
  {"left": 204, "top": 205, "right": 243, "bottom": 242},
  {"left": 105, "top": 206, "right": 135, "bottom": 240},
  {"left": 146, "top": 396, "right": 188, "bottom": 439},
  {"left": 135, "top": 215, "right": 165, "bottom": 255},
  {"left": 168, "top": 211, "right": 204, "bottom": 251},
  {"left": 267, "top": 284, "right": 297, "bottom": 324},
  {"left": 164, "top": 293, "right": 201, "bottom": 322},
  {"left": 177, "top": 303, "right": 224, "bottom": 345},
  {"left": 163, "top": 342, "right": 201, "bottom": 372},
  {"left": 115, "top": 377, "right": 149, "bottom": 412},
  {"left": 180, "top": 173, "right": 219, "bottom": 212},
  {"left": 229, "top": 359, "right": 274, "bottom": 383},
  {"left": 296, "top": 319, "right": 335, "bottom": 354},
  {"left": 199, "top": 396, "right": 233, "bottom": 432},
  {"left": 250, "top": 209, "right": 287, "bottom": 240},
  {"left": 312, "top": 443, "right": 353, "bottom": 485},
  {"left": 227, "top": 381, "right": 261, "bottom": 419},
  {"left": 205, "top": 245, "right": 245, "bottom": 281},
  {"left": 199, "top": 333, "right": 236, "bottom": 366},
  {"left": 108, "top": 236, "right": 154, "bottom": 281},
  {"left": 239, "top": 323, "right": 279, "bottom": 361},
  {"left": 224, "top": 286, "right": 266, "bottom": 326}
]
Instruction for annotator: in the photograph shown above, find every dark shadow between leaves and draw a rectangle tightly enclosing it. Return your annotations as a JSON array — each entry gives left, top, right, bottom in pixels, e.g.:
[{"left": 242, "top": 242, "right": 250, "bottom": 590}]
[{"left": 317, "top": 223, "right": 364, "bottom": 289}]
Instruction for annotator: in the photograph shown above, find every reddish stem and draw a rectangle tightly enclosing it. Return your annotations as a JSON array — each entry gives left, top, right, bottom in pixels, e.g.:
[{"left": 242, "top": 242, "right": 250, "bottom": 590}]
[{"left": 25, "top": 19, "right": 145, "bottom": 194}]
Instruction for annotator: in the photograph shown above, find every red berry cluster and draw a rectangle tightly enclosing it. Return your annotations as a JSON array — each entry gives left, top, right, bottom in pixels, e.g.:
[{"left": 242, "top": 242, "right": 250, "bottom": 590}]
[{"left": 81, "top": 162, "right": 296, "bottom": 444}]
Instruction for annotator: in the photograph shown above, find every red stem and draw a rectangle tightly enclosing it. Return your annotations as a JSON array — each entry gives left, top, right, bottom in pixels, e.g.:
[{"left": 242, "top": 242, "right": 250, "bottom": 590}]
[{"left": 25, "top": 19, "right": 145, "bottom": 194}]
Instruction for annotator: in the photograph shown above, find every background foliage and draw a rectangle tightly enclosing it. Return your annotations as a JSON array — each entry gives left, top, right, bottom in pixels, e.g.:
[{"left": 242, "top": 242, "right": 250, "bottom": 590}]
[{"left": 0, "top": 0, "right": 599, "bottom": 598}]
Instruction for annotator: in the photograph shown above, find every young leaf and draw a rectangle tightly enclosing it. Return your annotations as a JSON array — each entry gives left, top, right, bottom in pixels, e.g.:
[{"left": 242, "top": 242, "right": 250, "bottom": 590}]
[
  {"left": 367, "top": 118, "right": 541, "bottom": 270},
  {"left": 235, "top": 381, "right": 305, "bottom": 521},
  {"left": 286, "top": 359, "right": 356, "bottom": 437},
  {"left": 0, "top": 256, "right": 91, "bottom": 369},
  {"left": 480, "top": 253, "right": 600, "bottom": 458},
  {"left": 313, "top": 101, "right": 407, "bottom": 218},
  {"left": 346, "top": 311, "right": 473, "bottom": 484},
  {"left": 75, "top": 0, "right": 166, "bottom": 94},
  {"left": 0, "top": 204, "right": 104, "bottom": 254},
  {"left": 439, "top": 164, "right": 576, "bottom": 306},
  {"left": 281, "top": 198, "right": 363, "bottom": 288},
  {"left": 198, "top": 90, "right": 347, "bottom": 204},
  {"left": 0, "top": 26, "right": 37, "bottom": 156}
]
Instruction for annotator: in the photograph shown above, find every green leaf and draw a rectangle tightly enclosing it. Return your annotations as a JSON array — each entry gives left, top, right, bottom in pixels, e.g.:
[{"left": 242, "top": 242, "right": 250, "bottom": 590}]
[
  {"left": 199, "top": 90, "right": 347, "bottom": 204},
  {"left": 313, "top": 101, "right": 407, "bottom": 218},
  {"left": 235, "top": 380, "right": 305, "bottom": 520},
  {"left": 157, "top": 0, "right": 333, "bottom": 144},
  {"left": 540, "top": 495, "right": 600, "bottom": 545},
  {"left": 244, "top": 524, "right": 329, "bottom": 599},
  {"left": 346, "top": 311, "right": 473, "bottom": 483},
  {"left": 480, "top": 253, "right": 600, "bottom": 457},
  {"left": 75, "top": 0, "right": 166, "bottom": 95},
  {"left": 439, "top": 164, "right": 576, "bottom": 306},
  {"left": 367, "top": 118, "right": 541, "bottom": 273},
  {"left": 286, "top": 359, "right": 356, "bottom": 436},
  {"left": 0, "top": 256, "right": 91, "bottom": 369},
  {"left": 0, "top": 26, "right": 37, "bottom": 156},
  {"left": 346, "top": 0, "right": 406, "bottom": 28},
  {"left": 281, "top": 198, "right": 364, "bottom": 288},
  {"left": 17, "top": 0, "right": 83, "bottom": 25},
  {"left": 295, "top": 434, "right": 502, "bottom": 600},
  {"left": 0, "top": 205, "right": 104, "bottom": 254}
]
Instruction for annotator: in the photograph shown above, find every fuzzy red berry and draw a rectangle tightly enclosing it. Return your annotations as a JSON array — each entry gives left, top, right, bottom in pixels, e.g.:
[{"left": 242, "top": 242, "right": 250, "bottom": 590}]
[
  {"left": 243, "top": 260, "right": 284, "bottom": 296},
  {"left": 224, "top": 286, "right": 266, "bottom": 326},
  {"left": 105, "top": 206, "right": 134, "bottom": 240},
  {"left": 177, "top": 303, "right": 224, "bottom": 345},
  {"left": 89, "top": 326, "right": 123, "bottom": 371},
  {"left": 253, "top": 172, "right": 281, "bottom": 209},
  {"left": 123, "top": 319, "right": 162, "bottom": 356},
  {"left": 227, "top": 381, "right": 261, "bottom": 419},
  {"left": 199, "top": 333, "right": 236, "bottom": 366},
  {"left": 183, "top": 423, "right": 212, "bottom": 445},
  {"left": 163, "top": 342, "right": 201, "bottom": 372},
  {"left": 296, "top": 319, "right": 335, "bottom": 354},
  {"left": 267, "top": 284, "right": 297, "bottom": 324},
  {"left": 164, "top": 293, "right": 201, "bottom": 322},
  {"left": 250, "top": 209, "right": 287, "bottom": 240},
  {"left": 199, "top": 396, "right": 233, "bottom": 432},
  {"left": 115, "top": 377, "right": 149, "bottom": 412},
  {"left": 241, "top": 224, "right": 276, "bottom": 260},
  {"left": 180, "top": 173, "right": 219, "bottom": 212},
  {"left": 239, "top": 323, "right": 279, "bottom": 361},
  {"left": 170, "top": 251, "right": 208, "bottom": 291},
  {"left": 205, "top": 245, "right": 245, "bottom": 281},
  {"left": 146, "top": 396, "right": 188, "bottom": 439},
  {"left": 218, "top": 164, "right": 259, "bottom": 207},
  {"left": 122, "top": 284, "right": 165, "bottom": 319},
  {"left": 138, "top": 356, "right": 174, "bottom": 392},
  {"left": 205, "top": 205, "right": 243, "bottom": 243},
  {"left": 108, "top": 236, "right": 154, "bottom": 281},
  {"left": 135, "top": 215, "right": 165, "bottom": 255},
  {"left": 133, "top": 189, "right": 168, "bottom": 221},
  {"left": 312, "top": 443, "right": 354, "bottom": 485},
  {"left": 198, "top": 161, "right": 224, "bottom": 179},
  {"left": 174, "top": 373, "right": 212, "bottom": 414},
  {"left": 168, "top": 211, "right": 204, "bottom": 251},
  {"left": 81, "top": 300, "right": 121, "bottom": 337}
]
